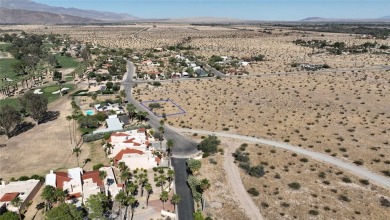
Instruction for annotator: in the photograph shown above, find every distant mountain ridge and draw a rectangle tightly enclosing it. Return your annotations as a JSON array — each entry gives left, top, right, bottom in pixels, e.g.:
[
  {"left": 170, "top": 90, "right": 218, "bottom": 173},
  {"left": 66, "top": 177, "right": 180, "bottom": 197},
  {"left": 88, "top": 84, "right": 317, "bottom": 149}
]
[
  {"left": 301, "top": 16, "right": 390, "bottom": 22},
  {"left": 0, "top": 8, "right": 99, "bottom": 24},
  {"left": 0, "top": 0, "right": 137, "bottom": 21}
]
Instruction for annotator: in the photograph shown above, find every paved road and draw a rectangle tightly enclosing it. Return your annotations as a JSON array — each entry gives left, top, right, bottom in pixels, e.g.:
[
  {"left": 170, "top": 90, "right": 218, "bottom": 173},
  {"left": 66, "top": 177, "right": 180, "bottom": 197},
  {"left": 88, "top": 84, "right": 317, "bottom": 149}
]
[
  {"left": 123, "top": 61, "right": 196, "bottom": 220},
  {"left": 174, "top": 127, "right": 390, "bottom": 190}
]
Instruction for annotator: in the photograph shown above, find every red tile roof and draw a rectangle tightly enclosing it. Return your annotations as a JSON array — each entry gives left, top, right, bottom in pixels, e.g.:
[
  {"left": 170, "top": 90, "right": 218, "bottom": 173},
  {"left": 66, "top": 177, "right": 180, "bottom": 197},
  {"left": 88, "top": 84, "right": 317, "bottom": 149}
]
[
  {"left": 111, "top": 132, "right": 129, "bottom": 137},
  {"left": 0, "top": 193, "right": 19, "bottom": 202},
  {"left": 67, "top": 192, "right": 82, "bottom": 200},
  {"left": 114, "top": 148, "right": 144, "bottom": 161},
  {"left": 82, "top": 171, "right": 104, "bottom": 187},
  {"left": 155, "top": 157, "right": 161, "bottom": 164},
  {"left": 137, "top": 128, "right": 146, "bottom": 133},
  {"left": 117, "top": 183, "right": 124, "bottom": 187},
  {"left": 55, "top": 172, "right": 71, "bottom": 189}
]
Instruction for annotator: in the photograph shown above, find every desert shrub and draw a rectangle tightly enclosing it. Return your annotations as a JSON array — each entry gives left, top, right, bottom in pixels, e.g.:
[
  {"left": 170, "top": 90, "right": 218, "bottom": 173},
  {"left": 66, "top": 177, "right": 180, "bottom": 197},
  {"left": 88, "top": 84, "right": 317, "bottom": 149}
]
[
  {"left": 300, "top": 158, "right": 309, "bottom": 163},
  {"left": 198, "top": 134, "right": 221, "bottom": 154},
  {"left": 318, "top": 172, "right": 326, "bottom": 179},
  {"left": 380, "top": 197, "right": 390, "bottom": 207},
  {"left": 93, "top": 163, "right": 104, "bottom": 170},
  {"left": 152, "top": 82, "right": 161, "bottom": 86},
  {"left": 261, "top": 202, "right": 269, "bottom": 208},
  {"left": 288, "top": 182, "right": 301, "bottom": 190},
  {"left": 359, "top": 179, "right": 369, "bottom": 185},
  {"left": 341, "top": 176, "right": 352, "bottom": 183},
  {"left": 381, "top": 170, "right": 390, "bottom": 177},
  {"left": 247, "top": 188, "right": 259, "bottom": 196},
  {"left": 338, "top": 195, "right": 351, "bottom": 202},
  {"left": 148, "top": 103, "right": 162, "bottom": 109},
  {"left": 248, "top": 165, "right": 265, "bottom": 177},
  {"left": 209, "top": 158, "right": 217, "bottom": 165},
  {"left": 18, "top": 176, "right": 30, "bottom": 181},
  {"left": 308, "top": 210, "right": 319, "bottom": 216},
  {"left": 353, "top": 159, "right": 364, "bottom": 166},
  {"left": 232, "top": 149, "right": 249, "bottom": 162}
]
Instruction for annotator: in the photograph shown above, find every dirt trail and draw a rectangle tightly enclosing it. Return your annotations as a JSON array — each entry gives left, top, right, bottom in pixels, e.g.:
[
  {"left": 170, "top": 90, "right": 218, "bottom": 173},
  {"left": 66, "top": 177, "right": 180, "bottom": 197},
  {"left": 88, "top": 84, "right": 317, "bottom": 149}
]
[
  {"left": 223, "top": 141, "right": 264, "bottom": 220},
  {"left": 173, "top": 127, "right": 390, "bottom": 190}
]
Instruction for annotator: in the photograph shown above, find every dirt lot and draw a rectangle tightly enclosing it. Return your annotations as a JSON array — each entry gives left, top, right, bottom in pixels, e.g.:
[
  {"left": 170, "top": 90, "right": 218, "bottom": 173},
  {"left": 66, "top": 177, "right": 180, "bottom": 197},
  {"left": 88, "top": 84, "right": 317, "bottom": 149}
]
[
  {"left": 226, "top": 140, "right": 390, "bottom": 219},
  {"left": 0, "top": 96, "right": 108, "bottom": 181},
  {"left": 135, "top": 70, "right": 390, "bottom": 176}
]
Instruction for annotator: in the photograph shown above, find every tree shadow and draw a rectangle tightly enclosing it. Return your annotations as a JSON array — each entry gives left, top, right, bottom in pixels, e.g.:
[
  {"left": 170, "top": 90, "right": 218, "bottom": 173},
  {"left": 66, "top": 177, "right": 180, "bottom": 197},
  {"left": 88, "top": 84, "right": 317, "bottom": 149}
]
[
  {"left": 9, "top": 122, "right": 35, "bottom": 138},
  {"left": 39, "top": 111, "right": 60, "bottom": 124}
]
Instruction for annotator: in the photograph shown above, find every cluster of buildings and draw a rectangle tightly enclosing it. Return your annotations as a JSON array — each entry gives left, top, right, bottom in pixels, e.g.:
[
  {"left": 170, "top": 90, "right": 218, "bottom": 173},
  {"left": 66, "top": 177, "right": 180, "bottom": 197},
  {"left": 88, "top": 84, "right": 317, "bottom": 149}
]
[
  {"left": 44, "top": 166, "right": 122, "bottom": 206},
  {"left": 107, "top": 128, "right": 163, "bottom": 170}
]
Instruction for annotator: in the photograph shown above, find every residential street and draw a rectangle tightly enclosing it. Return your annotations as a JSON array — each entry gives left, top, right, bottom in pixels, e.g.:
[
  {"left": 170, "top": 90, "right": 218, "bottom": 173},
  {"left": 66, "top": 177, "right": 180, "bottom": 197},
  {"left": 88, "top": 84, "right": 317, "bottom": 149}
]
[{"left": 122, "top": 61, "right": 196, "bottom": 220}]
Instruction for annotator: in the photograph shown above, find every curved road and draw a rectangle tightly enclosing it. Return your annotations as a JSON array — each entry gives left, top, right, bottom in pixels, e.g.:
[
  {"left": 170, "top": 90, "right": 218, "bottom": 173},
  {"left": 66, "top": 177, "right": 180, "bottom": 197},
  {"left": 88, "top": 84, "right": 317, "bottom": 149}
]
[
  {"left": 173, "top": 127, "right": 390, "bottom": 190},
  {"left": 123, "top": 61, "right": 196, "bottom": 220}
]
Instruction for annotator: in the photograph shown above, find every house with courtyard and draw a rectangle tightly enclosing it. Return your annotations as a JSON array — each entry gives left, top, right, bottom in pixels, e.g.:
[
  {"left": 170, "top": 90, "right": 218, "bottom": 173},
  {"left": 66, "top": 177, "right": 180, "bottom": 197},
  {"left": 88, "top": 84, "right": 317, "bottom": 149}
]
[
  {"left": 45, "top": 167, "right": 112, "bottom": 205},
  {"left": 107, "top": 129, "right": 162, "bottom": 170},
  {"left": 0, "top": 179, "right": 41, "bottom": 214}
]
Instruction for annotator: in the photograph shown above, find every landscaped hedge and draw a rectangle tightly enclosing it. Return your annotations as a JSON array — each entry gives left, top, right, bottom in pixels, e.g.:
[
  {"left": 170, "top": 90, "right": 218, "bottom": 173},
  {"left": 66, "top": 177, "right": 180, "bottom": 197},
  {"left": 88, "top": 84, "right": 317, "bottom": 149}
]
[
  {"left": 72, "top": 90, "right": 89, "bottom": 96},
  {"left": 83, "top": 124, "right": 152, "bottom": 142}
]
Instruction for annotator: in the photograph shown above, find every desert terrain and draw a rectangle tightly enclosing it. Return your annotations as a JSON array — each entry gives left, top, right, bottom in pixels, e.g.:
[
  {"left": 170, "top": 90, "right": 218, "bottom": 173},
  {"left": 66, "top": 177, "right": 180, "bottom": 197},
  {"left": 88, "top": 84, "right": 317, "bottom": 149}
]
[{"left": 135, "top": 69, "right": 390, "bottom": 176}]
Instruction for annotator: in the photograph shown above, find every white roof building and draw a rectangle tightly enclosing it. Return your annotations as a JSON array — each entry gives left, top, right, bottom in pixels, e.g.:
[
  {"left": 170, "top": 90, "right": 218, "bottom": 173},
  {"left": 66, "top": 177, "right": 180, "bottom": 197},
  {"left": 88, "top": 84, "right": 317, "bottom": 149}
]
[{"left": 0, "top": 179, "right": 41, "bottom": 212}]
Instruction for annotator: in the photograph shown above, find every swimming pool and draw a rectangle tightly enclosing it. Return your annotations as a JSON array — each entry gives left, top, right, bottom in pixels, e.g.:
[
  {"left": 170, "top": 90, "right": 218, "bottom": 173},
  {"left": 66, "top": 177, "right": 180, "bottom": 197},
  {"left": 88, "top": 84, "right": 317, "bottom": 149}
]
[{"left": 85, "top": 109, "right": 95, "bottom": 115}]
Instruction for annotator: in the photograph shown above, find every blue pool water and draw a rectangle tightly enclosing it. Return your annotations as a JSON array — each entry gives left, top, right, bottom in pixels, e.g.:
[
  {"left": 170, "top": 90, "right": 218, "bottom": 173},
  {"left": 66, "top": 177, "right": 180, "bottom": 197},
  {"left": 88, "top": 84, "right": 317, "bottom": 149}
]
[{"left": 85, "top": 110, "right": 95, "bottom": 115}]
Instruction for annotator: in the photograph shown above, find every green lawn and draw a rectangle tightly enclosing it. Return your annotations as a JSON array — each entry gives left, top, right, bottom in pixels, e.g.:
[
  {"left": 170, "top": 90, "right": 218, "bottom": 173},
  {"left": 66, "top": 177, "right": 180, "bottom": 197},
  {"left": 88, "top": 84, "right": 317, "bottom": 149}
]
[
  {"left": 0, "top": 43, "right": 12, "bottom": 51},
  {"left": 0, "top": 58, "right": 19, "bottom": 80},
  {"left": 0, "top": 84, "right": 75, "bottom": 109},
  {"left": 0, "top": 98, "right": 19, "bottom": 109},
  {"left": 41, "top": 83, "right": 75, "bottom": 103},
  {"left": 55, "top": 54, "right": 80, "bottom": 68}
]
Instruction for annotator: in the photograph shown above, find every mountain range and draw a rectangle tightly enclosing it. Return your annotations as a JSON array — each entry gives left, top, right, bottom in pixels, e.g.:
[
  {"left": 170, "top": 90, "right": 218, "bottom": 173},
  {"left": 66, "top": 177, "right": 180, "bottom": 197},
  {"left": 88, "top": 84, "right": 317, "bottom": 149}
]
[
  {"left": 301, "top": 16, "right": 390, "bottom": 22},
  {"left": 0, "top": 0, "right": 389, "bottom": 24},
  {"left": 0, "top": 0, "right": 137, "bottom": 23}
]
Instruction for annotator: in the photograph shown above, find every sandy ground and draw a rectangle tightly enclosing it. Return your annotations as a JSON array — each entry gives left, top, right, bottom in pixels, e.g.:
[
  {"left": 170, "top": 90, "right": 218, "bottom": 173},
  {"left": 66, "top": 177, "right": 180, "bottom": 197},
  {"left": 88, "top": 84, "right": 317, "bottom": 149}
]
[
  {"left": 135, "top": 70, "right": 390, "bottom": 176},
  {"left": 197, "top": 144, "right": 250, "bottom": 220},
  {"left": 0, "top": 95, "right": 108, "bottom": 180},
  {"left": 231, "top": 140, "right": 390, "bottom": 219}
]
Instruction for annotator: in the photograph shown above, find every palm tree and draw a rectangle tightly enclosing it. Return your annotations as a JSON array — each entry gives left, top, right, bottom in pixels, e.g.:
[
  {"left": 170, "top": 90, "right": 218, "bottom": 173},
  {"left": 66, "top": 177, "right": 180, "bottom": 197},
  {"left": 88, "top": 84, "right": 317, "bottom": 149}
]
[
  {"left": 126, "top": 104, "right": 136, "bottom": 122},
  {"left": 72, "top": 147, "right": 82, "bottom": 167},
  {"left": 170, "top": 194, "right": 181, "bottom": 213},
  {"left": 200, "top": 178, "right": 211, "bottom": 210},
  {"left": 155, "top": 174, "right": 166, "bottom": 192},
  {"left": 167, "top": 169, "right": 175, "bottom": 190},
  {"left": 160, "top": 191, "right": 169, "bottom": 210},
  {"left": 128, "top": 195, "right": 137, "bottom": 220},
  {"left": 55, "top": 188, "right": 66, "bottom": 203},
  {"left": 66, "top": 115, "right": 73, "bottom": 146},
  {"left": 11, "top": 197, "right": 23, "bottom": 220},
  {"left": 126, "top": 182, "right": 137, "bottom": 196},
  {"left": 41, "top": 185, "right": 56, "bottom": 211},
  {"left": 99, "top": 170, "right": 107, "bottom": 181},
  {"left": 166, "top": 139, "right": 174, "bottom": 166},
  {"left": 115, "top": 191, "right": 127, "bottom": 220},
  {"left": 118, "top": 161, "right": 128, "bottom": 171},
  {"left": 145, "top": 183, "right": 153, "bottom": 207}
]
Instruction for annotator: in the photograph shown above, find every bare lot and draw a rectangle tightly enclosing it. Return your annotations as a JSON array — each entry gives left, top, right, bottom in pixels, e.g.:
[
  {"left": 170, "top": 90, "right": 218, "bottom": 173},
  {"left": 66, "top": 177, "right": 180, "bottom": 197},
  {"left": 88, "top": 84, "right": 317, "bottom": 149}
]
[
  {"left": 228, "top": 139, "right": 390, "bottom": 219},
  {"left": 135, "top": 70, "right": 390, "bottom": 175},
  {"left": 0, "top": 97, "right": 108, "bottom": 180}
]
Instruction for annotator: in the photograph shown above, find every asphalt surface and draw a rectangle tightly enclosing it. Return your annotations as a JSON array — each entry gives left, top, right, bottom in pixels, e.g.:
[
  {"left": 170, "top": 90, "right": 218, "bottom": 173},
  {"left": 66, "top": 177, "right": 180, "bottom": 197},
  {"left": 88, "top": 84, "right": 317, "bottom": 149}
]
[
  {"left": 123, "top": 61, "right": 196, "bottom": 220},
  {"left": 171, "top": 158, "right": 194, "bottom": 220}
]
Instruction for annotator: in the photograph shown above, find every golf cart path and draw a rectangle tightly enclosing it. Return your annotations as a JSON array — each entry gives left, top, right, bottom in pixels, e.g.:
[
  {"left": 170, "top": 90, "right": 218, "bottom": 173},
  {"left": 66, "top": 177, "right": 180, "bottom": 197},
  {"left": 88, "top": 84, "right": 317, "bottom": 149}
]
[{"left": 173, "top": 127, "right": 390, "bottom": 190}]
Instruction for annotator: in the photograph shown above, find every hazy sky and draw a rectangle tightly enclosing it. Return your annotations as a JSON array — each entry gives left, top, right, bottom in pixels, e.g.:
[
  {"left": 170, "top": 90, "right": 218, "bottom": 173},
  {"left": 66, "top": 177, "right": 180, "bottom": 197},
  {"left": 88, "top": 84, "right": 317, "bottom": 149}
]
[{"left": 34, "top": 0, "right": 390, "bottom": 20}]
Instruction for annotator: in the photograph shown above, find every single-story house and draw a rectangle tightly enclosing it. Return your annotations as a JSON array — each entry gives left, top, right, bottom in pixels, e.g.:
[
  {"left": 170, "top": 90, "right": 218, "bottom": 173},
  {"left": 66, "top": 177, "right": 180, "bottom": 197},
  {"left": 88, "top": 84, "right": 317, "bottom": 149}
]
[{"left": 0, "top": 180, "right": 41, "bottom": 213}]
